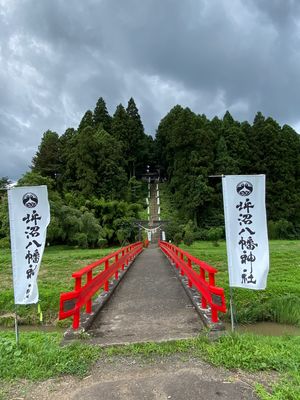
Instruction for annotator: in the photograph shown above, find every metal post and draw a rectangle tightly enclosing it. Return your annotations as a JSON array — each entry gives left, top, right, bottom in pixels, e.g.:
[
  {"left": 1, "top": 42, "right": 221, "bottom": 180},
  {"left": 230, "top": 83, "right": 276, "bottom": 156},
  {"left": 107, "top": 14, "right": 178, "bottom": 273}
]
[
  {"left": 14, "top": 305, "right": 19, "bottom": 345},
  {"left": 229, "top": 286, "right": 235, "bottom": 332}
]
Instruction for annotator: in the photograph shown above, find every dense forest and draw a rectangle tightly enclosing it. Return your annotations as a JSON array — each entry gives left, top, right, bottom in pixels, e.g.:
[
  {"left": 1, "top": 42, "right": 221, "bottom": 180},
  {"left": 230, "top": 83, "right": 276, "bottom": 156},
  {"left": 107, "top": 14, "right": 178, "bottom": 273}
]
[{"left": 1, "top": 96, "right": 300, "bottom": 247}]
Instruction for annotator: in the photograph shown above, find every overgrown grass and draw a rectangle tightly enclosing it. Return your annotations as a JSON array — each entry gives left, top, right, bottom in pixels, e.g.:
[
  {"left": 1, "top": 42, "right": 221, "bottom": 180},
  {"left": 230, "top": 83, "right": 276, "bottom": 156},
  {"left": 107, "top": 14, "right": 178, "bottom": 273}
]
[
  {"left": 101, "top": 333, "right": 300, "bottom": 372},
  {"left": 256, "top": 372, "right": 300, "bottom": 400},
  {"left": 180, "top": 240, "right": 300, "bottom": 326},
  {"left": 0, "top": 331, "right": 100, "bottom": 380},
  {"left": 0, "top": 246, "right": 119, "bottom": 326}
]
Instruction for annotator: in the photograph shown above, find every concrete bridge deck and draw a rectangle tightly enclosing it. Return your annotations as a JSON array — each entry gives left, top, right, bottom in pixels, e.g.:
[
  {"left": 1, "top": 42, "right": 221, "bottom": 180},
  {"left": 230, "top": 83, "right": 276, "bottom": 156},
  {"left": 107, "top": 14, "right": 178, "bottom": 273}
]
[{"left": 87, "top": 244, "right": 204, "bottom": 345}]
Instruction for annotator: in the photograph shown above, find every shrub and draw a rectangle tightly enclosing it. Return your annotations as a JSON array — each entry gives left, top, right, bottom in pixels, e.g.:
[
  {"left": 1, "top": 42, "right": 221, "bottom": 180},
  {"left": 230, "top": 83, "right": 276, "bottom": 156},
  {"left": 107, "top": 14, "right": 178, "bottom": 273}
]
[
  {"left": 183, "top": 231, "right": 194, "bottom": 246},
  {"left": 268, "top": 219, "right": 294, "bottom": 239},
  {"left": 183, "top": 220, "right": 196, "bottom": 246},
  {"left": 73, "top": 232, "right": 88, "bottom": 248},
  {"left": 207, "top": 227, "right": 223, "bottom": 246},
  {"left": 173, "top": 233, "right": 183, "bottom": 246},
  {"left": 165, "top": 219, "right": 184, "bottom": 242},
  {"left": 98, "top": 238, "right": 108, "bottom": 248}
]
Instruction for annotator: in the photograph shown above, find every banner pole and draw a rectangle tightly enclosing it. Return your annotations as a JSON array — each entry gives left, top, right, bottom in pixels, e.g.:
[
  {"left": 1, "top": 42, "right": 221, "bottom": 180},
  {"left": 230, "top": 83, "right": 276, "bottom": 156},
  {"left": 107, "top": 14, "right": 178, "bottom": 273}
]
[
  {"left": 229, "top": 286, "right": 235, "bottom": 332},
  {"left": 14, "top": 304, "right": 19, "bottom": 345}
]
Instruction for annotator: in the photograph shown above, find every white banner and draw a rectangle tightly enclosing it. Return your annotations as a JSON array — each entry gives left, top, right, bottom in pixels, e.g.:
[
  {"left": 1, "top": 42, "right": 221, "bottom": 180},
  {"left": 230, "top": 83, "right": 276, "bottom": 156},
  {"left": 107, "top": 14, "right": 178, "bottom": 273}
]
[
  {"left": 8, "top": 186, "right": 50, "bottom": 304},
  {"left": 222, "top": 175, "right": 269, "bottom": 290}
]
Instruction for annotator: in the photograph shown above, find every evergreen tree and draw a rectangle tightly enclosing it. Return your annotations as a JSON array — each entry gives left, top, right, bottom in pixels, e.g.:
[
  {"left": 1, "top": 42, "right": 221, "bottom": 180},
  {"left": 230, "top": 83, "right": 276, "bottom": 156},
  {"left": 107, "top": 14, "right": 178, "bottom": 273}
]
[
  {"left": 95, "top": 129, "right": 128, "bottom": 199},
  {"left": 59, "top": 128, "right": 77, "bottom": 191},
  {"left": 31, "top": 130, "right": 60, "bottom": 180},
  {"left": 126, "top": 98, "right": 146, "bottom": 177},
  {"left": 111, "top": 104, "right": 130, "bottom": 145},
  {"left": 70, "top": 125, "right": 127, "bottom": 199},
  {"left": 215, "top": 135, "right": 238, "bottom": 174},
  {"left": 93, "top": 97, "right": 112, "bottom": 132},
  {"left": 72, "top": 125, "right": 99, "bottom": 196},
  {"left": 78, "top": 110, "right": 94, "bottom": 132}
]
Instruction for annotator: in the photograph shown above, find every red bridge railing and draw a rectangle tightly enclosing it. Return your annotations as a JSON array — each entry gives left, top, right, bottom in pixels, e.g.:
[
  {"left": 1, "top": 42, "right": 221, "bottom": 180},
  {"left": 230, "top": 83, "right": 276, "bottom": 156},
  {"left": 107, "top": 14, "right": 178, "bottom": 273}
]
[
  {"left": 59, "top": 241, "right": 143, "bottom": 329},
  {"left": 159, "top": 241, "right": 226, "bottom": 323}
]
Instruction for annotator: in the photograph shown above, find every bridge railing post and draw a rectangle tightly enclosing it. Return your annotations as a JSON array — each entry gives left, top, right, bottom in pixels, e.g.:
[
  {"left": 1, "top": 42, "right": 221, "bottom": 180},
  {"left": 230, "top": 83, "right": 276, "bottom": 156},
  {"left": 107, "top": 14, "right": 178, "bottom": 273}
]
[
  {"left": 73, "top": 276, "right": 82, "bottom": 329},
  {"left": 115, "top": 254, "right": 119, "bottom": 280},
  {"left": 188, "top": 259, "right": 192, "bottom": 287},
  {"left": 200, "top": 268, "right": 207, "bottom": 309},
  {"left": 209, "top": 272, "right": 215, "bottom": 287},
  {"left": 180, "top": 252, "right": 184, "bottom": 276},
  {"left": 86, "top": 270, "right": 93, "bottom": 313},
  {"left": 122, "top": 250, "right": 125, "bottom": 270},
  {"left": 211, "top": 306, "right": 218, "bottom": 323},
  {"left": 104, "top": 260, "right": 109, "bottom": 291}
]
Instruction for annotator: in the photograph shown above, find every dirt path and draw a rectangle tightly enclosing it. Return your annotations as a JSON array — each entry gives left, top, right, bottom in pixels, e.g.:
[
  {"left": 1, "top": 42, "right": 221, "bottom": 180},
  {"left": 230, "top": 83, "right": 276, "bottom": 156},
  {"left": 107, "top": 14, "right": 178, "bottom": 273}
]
[{"left": 4, "top": 353, "right": 275, "bottom": 400}]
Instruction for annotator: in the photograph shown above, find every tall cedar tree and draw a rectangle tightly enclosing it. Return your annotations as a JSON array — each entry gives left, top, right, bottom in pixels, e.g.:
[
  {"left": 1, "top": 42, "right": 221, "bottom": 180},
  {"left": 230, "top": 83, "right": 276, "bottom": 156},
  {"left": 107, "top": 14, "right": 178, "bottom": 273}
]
[
  {"left": 71, "top": 126, "right": 127, "bottom": 199},
  {"left": 93, "top": 97, "right": 112, "bottom": 132},
  {"left": 78, "top": 110, "right": 94, "bottom": 132},
  {"left": 59, "top": 128, "right": 77, "bottom": 191},
  {"left": 31, "top": 130, "right": 60, "bottom": 180},
  {"left": 126, "top": 98, "right": 146, "bottom": 177},
  {"left": 111, "top": 103, "right": 131, "bottom": 176}
]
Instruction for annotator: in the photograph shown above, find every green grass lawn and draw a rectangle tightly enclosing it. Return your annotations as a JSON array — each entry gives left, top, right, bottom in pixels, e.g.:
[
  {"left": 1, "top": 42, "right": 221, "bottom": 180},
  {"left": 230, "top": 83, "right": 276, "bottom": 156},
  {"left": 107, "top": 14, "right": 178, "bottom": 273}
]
[
  {"left": 0, "top": 245, "right": 119, "bottom": 326},
  {"left": 180, "top": 240, "right": 300, "bottom": 326}
]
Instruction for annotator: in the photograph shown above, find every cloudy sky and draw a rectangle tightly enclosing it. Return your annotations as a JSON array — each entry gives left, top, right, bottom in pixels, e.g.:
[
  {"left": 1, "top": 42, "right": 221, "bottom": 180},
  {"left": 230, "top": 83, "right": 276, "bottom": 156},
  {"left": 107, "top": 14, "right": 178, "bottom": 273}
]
[{"left": 1, "top": 0, "right": 300, "bottom": 180}]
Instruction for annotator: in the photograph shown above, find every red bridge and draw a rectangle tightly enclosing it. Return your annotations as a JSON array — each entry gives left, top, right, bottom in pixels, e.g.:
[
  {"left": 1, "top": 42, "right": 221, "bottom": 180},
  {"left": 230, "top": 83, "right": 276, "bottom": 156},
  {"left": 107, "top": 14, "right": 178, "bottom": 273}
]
[{"left": 59, "top": 240, "right": 226, "bottom": 342}]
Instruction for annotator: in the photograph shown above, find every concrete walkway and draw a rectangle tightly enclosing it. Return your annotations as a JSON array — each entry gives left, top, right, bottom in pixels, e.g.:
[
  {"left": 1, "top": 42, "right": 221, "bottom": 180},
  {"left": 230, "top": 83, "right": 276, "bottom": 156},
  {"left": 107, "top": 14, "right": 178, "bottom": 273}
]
[{"left": 88, "top": 245, "right": 204, "bottom": 345}]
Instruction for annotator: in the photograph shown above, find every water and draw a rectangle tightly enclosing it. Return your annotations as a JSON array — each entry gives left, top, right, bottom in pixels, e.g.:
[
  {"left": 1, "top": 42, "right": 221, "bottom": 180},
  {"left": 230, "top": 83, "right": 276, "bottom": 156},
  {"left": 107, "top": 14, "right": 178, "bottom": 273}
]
[
  {"left": 225, "top": 321, "right": 300, "bottom": 336},
  {"left": 1, "top": 322, "right": 300, "bottom": 336}
]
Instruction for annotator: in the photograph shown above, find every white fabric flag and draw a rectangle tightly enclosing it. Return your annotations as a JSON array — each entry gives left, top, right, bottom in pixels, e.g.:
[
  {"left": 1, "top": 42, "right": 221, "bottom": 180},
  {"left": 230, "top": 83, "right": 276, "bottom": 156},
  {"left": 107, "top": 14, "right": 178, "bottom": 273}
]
[
  {"left": 147, "top": 231, "right": 152, "bottom": 241},
  {"left": 8, "top": 186, "right": 50, "bottom": 304},
  {"left": 222, "top": 175, "right": 269, "bottom": 290}
]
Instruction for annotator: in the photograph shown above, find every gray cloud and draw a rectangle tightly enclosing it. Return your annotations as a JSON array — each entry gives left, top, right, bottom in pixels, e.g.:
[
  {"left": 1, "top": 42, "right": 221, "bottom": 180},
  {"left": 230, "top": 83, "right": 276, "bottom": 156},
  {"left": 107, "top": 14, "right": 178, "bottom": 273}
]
[{"left": 0, "top": 0, "right": 300, "bottom": 180}]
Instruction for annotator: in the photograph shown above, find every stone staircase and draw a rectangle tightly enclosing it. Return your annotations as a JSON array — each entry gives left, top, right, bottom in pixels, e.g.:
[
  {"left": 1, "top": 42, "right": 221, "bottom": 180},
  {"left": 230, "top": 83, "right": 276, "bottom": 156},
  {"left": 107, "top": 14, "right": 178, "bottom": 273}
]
[{"left": 149, "top": 182, "right": 160, "bottom": 243}]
